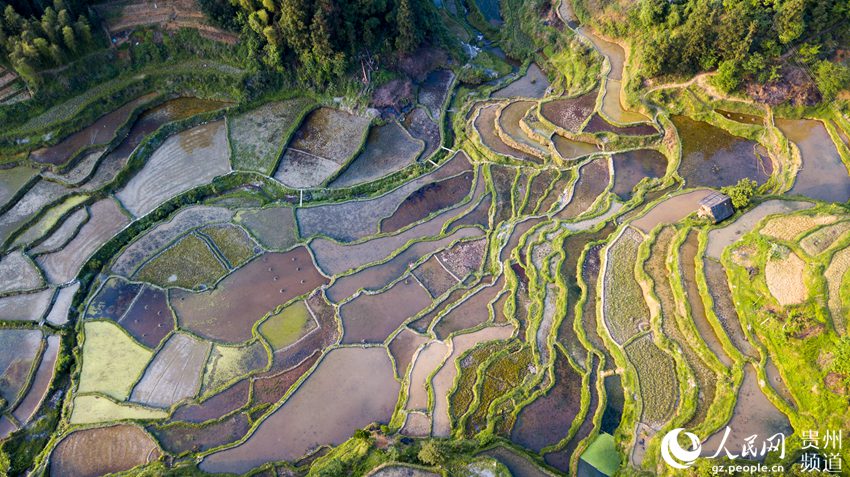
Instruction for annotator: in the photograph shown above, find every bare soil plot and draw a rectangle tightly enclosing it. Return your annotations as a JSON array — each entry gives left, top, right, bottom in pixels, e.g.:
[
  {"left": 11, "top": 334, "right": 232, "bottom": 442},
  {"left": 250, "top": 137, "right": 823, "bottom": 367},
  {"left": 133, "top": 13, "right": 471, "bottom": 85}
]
[
  {"left": 229, "top": 98, "right": 315, "bottom": 174},
  {"left": 202, "top": 341, "right": 268, "bottom": 394},
  {"left": 436, "top": 237, "right": 487, "bottom": 278},
  {"left": 153, "top": 412, "right": 251, "bottom": 455},
  {"left": 296, "top": 150, "right": 471, "bottom": 242},
  {"left": 85, "top": 276, "right": 142, "bottom": 321},
  {"left": 0, "top": 179, "right": 68, "bottom": 245},
  {"left": 0, "top": 250, "right": 42, "bottom": 293},
  {"left": 330, "top": 122, "right": 423, "bottom": 188},
  {"left": 475, "top": 104, "right": 533, "bottom": 160},
  {"left": 611, "top": 150, "right": 667, "bottom": 200},
  {"left": 381, "top": 172, "right": 474, "bottom": 234},
  {"left": 117, "top": 286, "right": 174, "bottom": 348},
  {"left": 778, "top": 118, "right": 850, "bottom": 202},
  {"left": 38, "top": 198, "right": 130, "bottom": 284},
  {"left": 0, "top": 166, "right": 37, "bottom": 210},
  {"left": 78, "top": 321, "right": 154, "bottom": 400},
  {"left": 340, "top": 278, "right": 433, "bottom": 343},
  {"left": 200, "top": 347, "right": 399, "bottom": 473},
  {"left": 259, "top": 300, "right": 316, "bottom": 350},
  {"left": 403, "top": 107, "right": 440, "bottom": 161},
  {"left": 434, "top": 275, "right": 505, "bottom": 339},
  {"left": 117, "top": 121, "right": 230, "bottom": 217},
  {"left": 541, "top": 90, "right": 598, "bottom": 132},
  {"left": 131, "top": 332, "right": 210, "bottom": 408},
  {"left": 493, "top": 64, "right": 550, "bottom": 99},
  {"left": 407, "top": 340, "right": 450, "bottom": 410},
  {"left": 0, "top": 329, "right": 41, "bottom": 407},
  {"left": 112, "top": 205, "right": 232, "bottom": 276},
  {"left": 801, "top": 221, "right": 850, "bottom": 256},
  {"left": 172, "top": 248, "right": 328, "bottom": 343},
  {"left": 69, "top": 395, "right": 167, "bottom": 424},
  {"left": 706, "top": 200, "right": 812, "bottom": 259},
  {"left": 173, "top": 379, "right": 250, "bottom": 423},
  {"left": 45, "top": 281, "right": 79, "bottom": 326},
  {"left": 236, "top": 206, "right": 298, "bottom": 251},
  {"left": 413, "top": 255, "right": 459, "bottom": 298},
  {"left": 50, "top": 425, "right": 160, "bottom": 477},
  {"left": 0, "top": 288, "right": 53, "bottom": 321},
  {"left": 310, "top": 184, "right": 484, "bottom": 276},
  {"left": 632, "top": 189, "right": 712, "bottom": 233},
  {"left": 512, "top": 351, "right": 582, "bottom": 452},
  {"left": 135, "top": 233, "right": 228, "bottom": 290},
  {"left": 673, "top": 115, "right": 773, "bottom": 188},
  {"left": 389, "top": 328, "right": 430, "bottom": 378},
  {"left": 30, "top": 94, "right": 155, "bottom": 165},
  {"left": 327, "top": 227, "right": 481, "bottom": 303},
  {"left": 199, "top": 224, "right": 259, "bottom": 268},
  {"left": 419, "top": 69, "right": 455, "bottom": 118},
  {"left": 555, "top": 158, "right": 609, "bottom": 220},
  {"left": 551, "top": 134, "right": 600, "bottom": 161},
  {"left": 498, "top": 101, "right": 549, "bottom": 156},
  {"left": 602, "top": 228, "right": 650, "bottom": 344},
  {"left": 252, "top": 349, "right": 320, "bottom": 407},
  {"left": 584, "top": 113, "right": 657, "bottom": 135}
]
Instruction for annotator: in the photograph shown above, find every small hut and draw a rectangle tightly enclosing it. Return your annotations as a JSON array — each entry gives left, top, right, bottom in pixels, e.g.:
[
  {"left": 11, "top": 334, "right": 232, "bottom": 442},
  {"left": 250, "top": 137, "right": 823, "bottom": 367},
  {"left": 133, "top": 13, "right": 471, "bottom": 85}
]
[{"left": 698, "top": 192, "right": 734, "bottom": 223}]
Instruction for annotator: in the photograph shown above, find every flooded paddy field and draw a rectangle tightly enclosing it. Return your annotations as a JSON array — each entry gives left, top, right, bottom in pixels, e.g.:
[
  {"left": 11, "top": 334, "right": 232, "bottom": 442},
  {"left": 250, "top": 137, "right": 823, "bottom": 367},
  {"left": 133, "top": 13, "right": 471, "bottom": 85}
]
[
  {"left": 330, "top": 122, "right": 423, "bottom": 188},
  {"left": 777, "top": 118, "right": 850, "bottom": 202},
  {"left": 673, "top": 115, "right": 773, "bottom": 188},
  {"left": 11, "top": 20, "right": 840, "bottom": 475}
]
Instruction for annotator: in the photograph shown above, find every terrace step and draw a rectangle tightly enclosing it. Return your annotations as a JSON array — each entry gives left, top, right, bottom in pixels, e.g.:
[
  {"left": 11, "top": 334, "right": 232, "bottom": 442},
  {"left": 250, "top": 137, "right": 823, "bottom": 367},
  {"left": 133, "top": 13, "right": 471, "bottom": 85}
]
[{"left": 495, "top": 101, "right": 552, "bottom": 162}]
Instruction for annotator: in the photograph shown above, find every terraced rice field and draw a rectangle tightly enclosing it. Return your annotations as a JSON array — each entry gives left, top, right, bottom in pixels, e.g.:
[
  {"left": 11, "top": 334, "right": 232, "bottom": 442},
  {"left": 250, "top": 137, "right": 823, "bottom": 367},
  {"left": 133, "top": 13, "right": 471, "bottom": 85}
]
[{"left": 9, "top": 15, "right": 847, "bottom": 476}]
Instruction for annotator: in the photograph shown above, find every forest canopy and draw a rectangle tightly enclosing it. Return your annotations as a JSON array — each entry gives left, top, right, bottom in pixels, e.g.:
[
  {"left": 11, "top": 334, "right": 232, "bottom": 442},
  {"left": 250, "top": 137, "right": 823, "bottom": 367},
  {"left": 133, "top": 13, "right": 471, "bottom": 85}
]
[{"left": 233, "top": 0, "right": 443, "bottom": 85}]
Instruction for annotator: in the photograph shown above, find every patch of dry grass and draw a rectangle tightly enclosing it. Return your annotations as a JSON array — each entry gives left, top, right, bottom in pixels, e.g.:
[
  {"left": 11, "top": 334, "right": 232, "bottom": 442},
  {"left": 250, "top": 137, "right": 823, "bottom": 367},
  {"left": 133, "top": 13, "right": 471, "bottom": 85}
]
[{"left": 765, "top": 247, "right": 808, "bottom": 306}]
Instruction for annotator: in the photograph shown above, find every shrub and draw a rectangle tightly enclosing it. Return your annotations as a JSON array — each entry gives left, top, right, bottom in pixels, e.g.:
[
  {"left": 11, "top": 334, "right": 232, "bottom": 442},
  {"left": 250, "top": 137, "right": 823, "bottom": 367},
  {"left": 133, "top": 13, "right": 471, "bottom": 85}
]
[{"left": 721, "top": 178, "right": 757, "bottom": 209}]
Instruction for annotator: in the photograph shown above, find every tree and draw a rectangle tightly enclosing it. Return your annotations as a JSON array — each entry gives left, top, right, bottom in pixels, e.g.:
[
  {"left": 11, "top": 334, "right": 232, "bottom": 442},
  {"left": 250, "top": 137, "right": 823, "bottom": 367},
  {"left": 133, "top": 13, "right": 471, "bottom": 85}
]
[
  {"left": 712, "top": 60, "right": 740, "bottom": 93},
  {"left": 814, "top": 60, "right": 850, "bottom": 101},
  {"left": 61, "top": 24, "right": 75, "bottom": 52},
  {"left": 395, "top": 0, "right": 420, "bottom": 54},
  {"left": 775, "top": 0, "right": 805, "bottom": 44},
  {"left": 418, "top": 440, "right": 445, "bottom": 466},
  {"left": 721, "top": 178, "right": 757, "bottom": 209}
]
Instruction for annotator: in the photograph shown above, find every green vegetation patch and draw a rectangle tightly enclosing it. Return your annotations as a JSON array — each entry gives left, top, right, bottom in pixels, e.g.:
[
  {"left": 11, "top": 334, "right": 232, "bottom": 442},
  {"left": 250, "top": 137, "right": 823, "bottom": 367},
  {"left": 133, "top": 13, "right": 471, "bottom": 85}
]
[
  {"left": 199, "top": 224, "right": 258, "bottom": 269},
  {"left": 202, "top": 340, "right": 268, "bottom": 394},
  {"left": 603, "top": 228, "right": 650, "bottom": 344},
  {"left": 135, "top": 233, "right": 228, "bottom": 290},
  {"left": 624, "top": 334, "right": 678, "bottom": 427},
  {"left": 580, "top": 432, "right": 620, "bottom": 477},
  {"left": 259, "top": 300, "right": 317, "bottom": 350},
  {"left": 70, "top": 394, "right": 167, "bottom": 425},
  {"left": 449, "top": 341, "right": 506, "bottom": 424},
  {"left": 465, "top": 345, "right": 532, "bottom": 437},
  {"left": 77, "top": 321, "right": 153, "bottom": 401}
]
